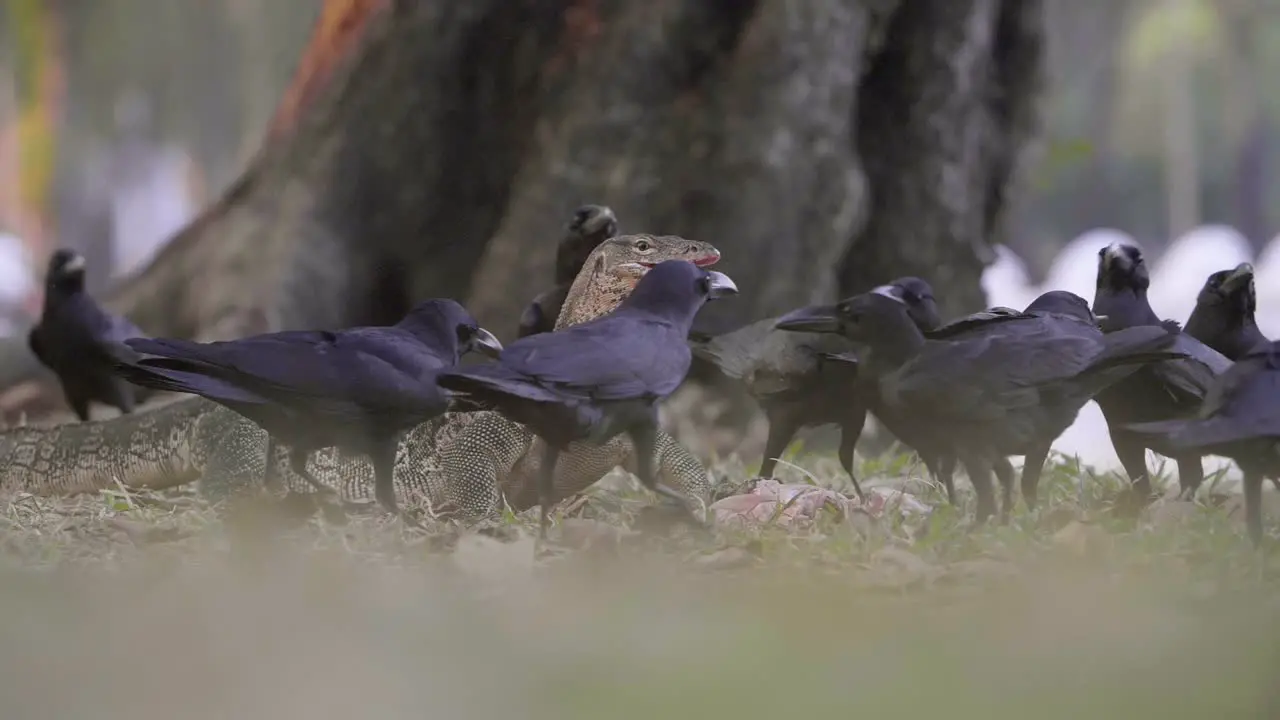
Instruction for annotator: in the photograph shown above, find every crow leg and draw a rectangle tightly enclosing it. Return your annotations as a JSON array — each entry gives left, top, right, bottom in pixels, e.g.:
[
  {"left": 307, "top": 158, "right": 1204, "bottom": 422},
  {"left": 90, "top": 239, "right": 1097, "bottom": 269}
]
[
  {"left": 994, "top": 457, "right": 1015, "bottom": 524},
  {"left": 959, "top": 455, "right": 997, "bottom": 524},
  {"left": 287, "top": 447, "right": 335, "bottom": 496},
  {"left": 1174, "top": 454, "right": 1204, "bottom": 500},
  {"left": 629, "top": 423, "right": 707, "bottom": 528},
  {"left": 369, "top": 441, "right": 398, "bottom": 514},
  {"left": 102, "top": 378, "right": 136, "bottom": 416},
  {"left": 1109, "top": 429, "right": 1152, "bottom": 499},
  {"left": 758, "top": 411, "right": 800, "bottom": 479},
  {"left": 537, "top": 442, "right": 561, "bottom": 540},
  {"left": 1244, "top": 470, "right": 1265, "bottom": 549},
  {"left": 1020, "top": 443, "right": 1050, "bottom": 512},
  {"left": 925, "top": 454, "right": 958, "bottom": 505},
  {"left": 838, "top": 407, "right": 868, "bottom": 501},
  {"left": 66, "top": 391, "right": 90, "bottom": 422},
  {"left": 263, "top": 437, "right": 281, "bottom": 490}
]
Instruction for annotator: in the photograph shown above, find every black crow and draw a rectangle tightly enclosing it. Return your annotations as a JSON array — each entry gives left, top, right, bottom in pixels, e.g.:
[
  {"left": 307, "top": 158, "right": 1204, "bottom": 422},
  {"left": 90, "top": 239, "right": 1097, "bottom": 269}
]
[
  {"left": 437, "top": 259, "right": 739, "bottom": 537},
  {"left": 111, "top": 299, "right": 503, "bottom": 517},
  {"left": 28, "top": 249, "right": 145, "bottom": 421},
  {"left": 776, "top": 285, "right": 1187, "bottom": 523},
  {"left": 688, "top": 277, "right": 942, "bottom": 499},
  {"left": 518, "top": 204, "right": 619, "bottom": 338},
  {"left": 1124, "top": 340, "right": 1280, "bottom": 547},
  {"left": 1091, "top": 242, "right": 1232, "bottom": 501},
  {"left": 1184, "top": 262, "right": 1269, "bottom": 361},
  {"left": 912, "top": 290, "right": 1141, "bottom": 513}
]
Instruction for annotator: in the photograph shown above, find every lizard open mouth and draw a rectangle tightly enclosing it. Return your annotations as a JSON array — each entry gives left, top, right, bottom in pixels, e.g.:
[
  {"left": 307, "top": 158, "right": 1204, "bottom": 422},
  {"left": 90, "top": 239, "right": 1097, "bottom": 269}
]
[{"left": 638, "top": 250, "right": 721, "bottom": 269}]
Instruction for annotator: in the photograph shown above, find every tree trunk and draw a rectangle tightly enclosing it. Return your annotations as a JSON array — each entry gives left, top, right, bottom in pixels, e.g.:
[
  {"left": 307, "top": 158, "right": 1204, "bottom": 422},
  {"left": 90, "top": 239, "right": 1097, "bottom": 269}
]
[{"left": 0, "top": 0, "right": 1045, "bottom": 419}]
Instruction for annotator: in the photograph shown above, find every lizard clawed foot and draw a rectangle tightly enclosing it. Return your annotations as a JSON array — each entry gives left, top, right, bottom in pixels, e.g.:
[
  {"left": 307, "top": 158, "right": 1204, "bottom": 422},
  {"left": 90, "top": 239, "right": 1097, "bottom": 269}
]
[{"left": 397, "top": 509, "right": 426, "bottom": 531}]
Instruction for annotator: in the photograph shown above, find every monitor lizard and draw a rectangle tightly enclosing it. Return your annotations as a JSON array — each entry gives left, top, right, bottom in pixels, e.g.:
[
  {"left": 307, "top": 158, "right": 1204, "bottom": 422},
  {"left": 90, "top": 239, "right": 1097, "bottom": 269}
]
[{"left": 0, "top": 234, "right": 720, "bottom": 521}]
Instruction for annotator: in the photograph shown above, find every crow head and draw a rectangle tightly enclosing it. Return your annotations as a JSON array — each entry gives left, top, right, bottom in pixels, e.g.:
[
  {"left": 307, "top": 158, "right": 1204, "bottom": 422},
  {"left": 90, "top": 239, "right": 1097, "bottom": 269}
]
[
  {"left": 1096, "top": 243, "right": 1149, "bottom": 292},
  {"left": 45, "top": 248, "right": 87, "bottom": 294},
  {"left": 624, "top": 259, "right": 737, "bottom": 324},
  {"left": 1197, "top": 263, "right": 1255, "bottom": 319},
  {"left": 890, "top": 276, "right": 943, "bottom": 331},
  {"left": 556, "top": 205, "right": 620, "bottom": 283},
  {"left": 775, "top": 285, "right": 920, "bottom": 351},
  {"left": 401, "top": 299, "right": 503, "bottom": 359},
  {"left": 567, "top": 204, "right": 618, "bottom": 240},
  {"left": 774, "top": 278, "right": 941, "bottom": 339}
]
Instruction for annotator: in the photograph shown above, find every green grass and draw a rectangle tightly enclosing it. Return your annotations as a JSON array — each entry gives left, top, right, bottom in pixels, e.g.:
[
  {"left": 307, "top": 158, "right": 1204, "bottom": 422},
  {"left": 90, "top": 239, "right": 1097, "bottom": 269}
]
[{"left": 0, "top": 447, "right": 1277, "bottom": 719}]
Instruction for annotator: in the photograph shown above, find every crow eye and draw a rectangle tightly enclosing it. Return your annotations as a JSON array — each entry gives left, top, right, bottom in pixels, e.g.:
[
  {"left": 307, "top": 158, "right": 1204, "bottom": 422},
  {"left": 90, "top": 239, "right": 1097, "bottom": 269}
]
[{"left": 635, "top": 239, "right": 651, "bottom": 252}]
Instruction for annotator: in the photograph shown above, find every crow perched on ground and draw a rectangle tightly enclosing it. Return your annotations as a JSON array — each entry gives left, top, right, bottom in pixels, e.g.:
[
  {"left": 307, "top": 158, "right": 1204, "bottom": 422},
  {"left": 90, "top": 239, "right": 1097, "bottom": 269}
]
[
  {"left": 1184, "top": 263, "right": 1269, "bottom": 361},
  {"left": 913, "top": 290, "right": 1162, "bottom": 513},
  {"left": 776, "top": 285, "right": 1187, "bottom": 523},
  {"left": 1124, "top": 340, "right": 1280, "bottom": 547},
  {"left": 1091, "top": 243, "right": 1232, "bottom": 501},
  {"left": 28, "top": 249, "right": 146, "bottom": 421},
  {"left": 110, "top": 299, "right": 502, "bottom": 517},
  {"left": 688, "top": 277, "right": 941, "bottom": 499},
  {"left": 517, "top": 205, "right": 619, "bottom": 338},
  {"left": 437, "top": 260, "right": 739, "bottom": 537}
]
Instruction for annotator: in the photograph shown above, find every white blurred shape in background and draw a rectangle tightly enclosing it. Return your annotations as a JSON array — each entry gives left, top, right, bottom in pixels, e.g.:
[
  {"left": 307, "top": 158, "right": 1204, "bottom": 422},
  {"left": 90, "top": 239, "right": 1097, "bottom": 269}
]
[
  {"left": 981, "top": 244, "right": 1038, "bottom": 310},
  {"left": 1148, "top": 225, "right": 1253, "bottom": 323},
  {"left": 0, "top": 232, "right": 36, "bottom": 338}
]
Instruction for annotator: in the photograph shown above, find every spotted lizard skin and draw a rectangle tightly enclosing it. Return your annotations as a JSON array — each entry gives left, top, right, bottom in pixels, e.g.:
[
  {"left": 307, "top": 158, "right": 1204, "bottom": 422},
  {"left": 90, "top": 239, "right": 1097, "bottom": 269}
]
[{"left": 0, "top": 234, "right": 718, "bottom": 520}]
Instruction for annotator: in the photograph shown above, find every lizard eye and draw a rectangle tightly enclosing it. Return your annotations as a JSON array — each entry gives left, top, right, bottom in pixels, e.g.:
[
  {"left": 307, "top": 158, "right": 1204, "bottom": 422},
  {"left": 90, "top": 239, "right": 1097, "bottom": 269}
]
[{"left": 635, "top": 239, "right": 651, "bottom": 252}]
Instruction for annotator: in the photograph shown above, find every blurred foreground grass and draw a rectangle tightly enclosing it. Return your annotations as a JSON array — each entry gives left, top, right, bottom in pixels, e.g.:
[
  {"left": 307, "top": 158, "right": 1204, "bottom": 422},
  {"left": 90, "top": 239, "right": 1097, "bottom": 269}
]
[{"left": 0, "top": 449, "right": 1276, "bottom": 719}]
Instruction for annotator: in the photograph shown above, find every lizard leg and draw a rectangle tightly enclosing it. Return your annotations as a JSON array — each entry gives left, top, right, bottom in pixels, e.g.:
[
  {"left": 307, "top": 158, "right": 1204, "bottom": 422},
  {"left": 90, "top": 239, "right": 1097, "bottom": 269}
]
[
  {"left": 629, "top": 422, "right": 707, "bottom": 529},
  {"left": 537, "top": 442, "right": 561, "bottom": 540}
]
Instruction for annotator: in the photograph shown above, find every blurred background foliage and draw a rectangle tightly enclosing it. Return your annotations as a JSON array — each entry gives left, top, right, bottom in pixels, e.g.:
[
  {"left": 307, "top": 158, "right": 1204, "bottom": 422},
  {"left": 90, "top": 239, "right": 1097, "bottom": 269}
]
[{"left": 0, "top": 0, "right": 1278, "bottom": 283}]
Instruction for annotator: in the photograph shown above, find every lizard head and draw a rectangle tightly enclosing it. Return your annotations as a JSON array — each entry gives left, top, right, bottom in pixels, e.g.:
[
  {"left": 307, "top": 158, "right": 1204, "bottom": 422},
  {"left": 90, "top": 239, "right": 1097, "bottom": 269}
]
[
  {"left": 607, "top": 234, "right": 721, "bottom": 285},
  {"left": 555, "top": 233, "right": 722, "bottom": 329}
]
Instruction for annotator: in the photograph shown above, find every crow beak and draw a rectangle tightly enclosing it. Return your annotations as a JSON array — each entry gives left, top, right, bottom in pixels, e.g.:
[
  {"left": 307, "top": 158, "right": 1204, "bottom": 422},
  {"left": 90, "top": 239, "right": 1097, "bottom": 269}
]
[
  {"left": 1101, "top": 243, "right": 1137, "bottom": 274},
  {"left": 818, "top": 351, "right": 860, "bottom": 368},
  {"left": 470, "top": 327, "right": 504, "bottom": 358},
  {"left": 1221, "top": 262, "right": 1254, "bottom": 294},
  {"left": 705, "top": 270, "right": 738, "bottom": 299},
  {"left": 62, "top": 254, "right": 87, "bottom": 273},
  {"left": 775, "top": 304, "right": 841, "bottom": 333}
]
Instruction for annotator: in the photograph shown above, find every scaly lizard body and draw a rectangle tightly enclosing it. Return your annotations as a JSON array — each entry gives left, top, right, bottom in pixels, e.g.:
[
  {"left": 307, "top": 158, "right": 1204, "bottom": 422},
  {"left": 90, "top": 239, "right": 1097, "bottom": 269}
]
[{"left": 0, "top": 234, "right": 719, "bottom": 520}]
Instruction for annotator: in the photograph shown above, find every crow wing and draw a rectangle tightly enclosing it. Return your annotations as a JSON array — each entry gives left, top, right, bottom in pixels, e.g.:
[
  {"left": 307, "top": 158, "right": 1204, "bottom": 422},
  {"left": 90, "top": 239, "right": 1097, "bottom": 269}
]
[
  {"left": 498, "top": 314, "right": 692, "bottom": 401},
  {"left": 125, "top": 328, "right": 451, "bottom": 416},
  {"left": 885, "top": 322, "right": 1102, "bottom": 423}
]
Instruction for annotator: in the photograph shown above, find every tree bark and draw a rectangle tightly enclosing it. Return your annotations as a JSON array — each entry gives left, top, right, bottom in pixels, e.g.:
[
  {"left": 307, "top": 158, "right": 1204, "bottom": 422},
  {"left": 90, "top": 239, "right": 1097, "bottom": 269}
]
[{"left": 0, "top": 0, "right": 1044, "bottom": 419}]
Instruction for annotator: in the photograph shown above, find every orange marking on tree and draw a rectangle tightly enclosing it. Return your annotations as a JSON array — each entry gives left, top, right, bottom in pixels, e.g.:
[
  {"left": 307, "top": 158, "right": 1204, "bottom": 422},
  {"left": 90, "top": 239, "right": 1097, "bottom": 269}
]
[{"left": 266, "top": 0, "right": 391, "bottom": 141}]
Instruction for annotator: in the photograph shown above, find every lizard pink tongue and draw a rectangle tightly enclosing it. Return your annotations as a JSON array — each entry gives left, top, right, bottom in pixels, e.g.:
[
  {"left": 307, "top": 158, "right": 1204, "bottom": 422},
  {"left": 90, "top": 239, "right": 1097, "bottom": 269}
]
[{"left": 639, "top": 250, "right": 721, "bottom": 270}]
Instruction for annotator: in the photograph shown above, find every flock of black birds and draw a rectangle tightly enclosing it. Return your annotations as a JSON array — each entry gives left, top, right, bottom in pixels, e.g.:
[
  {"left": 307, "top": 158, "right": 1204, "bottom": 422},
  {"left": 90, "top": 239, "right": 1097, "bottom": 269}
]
[{"left": 20, "top": 213, "right": 1280, "bottom": 548}]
